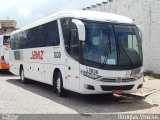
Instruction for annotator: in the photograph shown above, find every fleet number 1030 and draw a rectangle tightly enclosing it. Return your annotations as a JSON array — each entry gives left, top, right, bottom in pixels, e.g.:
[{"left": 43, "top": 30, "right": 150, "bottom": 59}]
[{"left": 54, "top": 52, "right": 61, "bottom": 58}]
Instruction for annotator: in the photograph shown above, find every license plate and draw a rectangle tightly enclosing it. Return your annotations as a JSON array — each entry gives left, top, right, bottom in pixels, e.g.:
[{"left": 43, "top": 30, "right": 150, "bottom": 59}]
[{"left": 112, "top": 90, "right": 123, "bottom": 94}]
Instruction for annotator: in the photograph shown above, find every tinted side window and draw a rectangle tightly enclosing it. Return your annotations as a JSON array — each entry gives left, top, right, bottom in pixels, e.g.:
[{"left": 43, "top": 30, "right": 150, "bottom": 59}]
[
  {"left": 28, "top": 27, "right": 38, "bottom": 48},
  {"left": 37, "top": 25, "right": 47, "bottom": 47},
  {"left": 11, "top": 35, "right": 16, "bottom": 49},
  {"left": 19, "top": 31, "right": 27, "bottom": 49},
  {"left": 46, "top": 21, "right": 60, "bottom": 46},
  {"left": 60, "top": 18, "right": 78, "bottom": 54},
  {"left": 27, "top": 20, "right": 59, "bottom": 48},
  {"left": 60, "top": 18, "right": 70, "bottom": 53},
  {"left": 11, "top": 20, "right": 60, "bottom": 49},
  {"left": 70, "top": 29, "right": 79, "bottom": 60},
  {"left": 14, "top": 34, "right": 19, "bottom": 49}
]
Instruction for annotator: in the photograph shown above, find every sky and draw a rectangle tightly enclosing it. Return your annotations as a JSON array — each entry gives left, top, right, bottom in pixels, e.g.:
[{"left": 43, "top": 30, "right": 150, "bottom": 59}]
[{"left": 0, "top": 0, "right": 104, "bottom": 28}]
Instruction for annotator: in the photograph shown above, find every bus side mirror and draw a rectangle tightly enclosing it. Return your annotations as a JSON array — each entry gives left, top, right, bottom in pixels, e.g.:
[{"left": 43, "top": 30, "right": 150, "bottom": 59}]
[
  {"left": 137, "top": 26, "right": 144, "bottom": 43},
  {"left": 72, "top": 19, "right": 85, "bottom": 41}
]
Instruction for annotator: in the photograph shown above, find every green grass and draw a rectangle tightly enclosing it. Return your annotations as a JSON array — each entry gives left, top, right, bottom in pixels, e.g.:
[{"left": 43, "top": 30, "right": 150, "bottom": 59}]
[{"left": 144, "top": 71, "right": 160, "bottom": 80}]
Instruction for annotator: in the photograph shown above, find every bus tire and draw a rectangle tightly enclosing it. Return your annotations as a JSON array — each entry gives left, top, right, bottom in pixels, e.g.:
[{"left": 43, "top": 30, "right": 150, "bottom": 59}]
[
  {"left": 20, "top": 67, "right": 27, "bottom": 84},
  {"left": 56, "top": 72, "right": 65, "bottom": 97}
]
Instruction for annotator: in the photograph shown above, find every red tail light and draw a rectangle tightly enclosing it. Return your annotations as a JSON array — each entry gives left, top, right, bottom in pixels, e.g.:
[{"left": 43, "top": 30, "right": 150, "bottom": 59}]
[{"left": 0, "top": 56, "right": 5, "bottom": 63}]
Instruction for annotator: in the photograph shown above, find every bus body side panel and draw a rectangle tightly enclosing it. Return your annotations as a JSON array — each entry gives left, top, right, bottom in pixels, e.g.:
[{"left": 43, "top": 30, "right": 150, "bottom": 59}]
[
  {"left": 9, "top": 49, "right": 21, "bottom": 75},
  {"left": 41, "top": 46, "right": 65, "bottom": 85},
  {"left": 9, "top": 46, "right": 66, "bottom": 86},
  {"left": 9, "top": 61, "right": 20, "bottom": 76}
]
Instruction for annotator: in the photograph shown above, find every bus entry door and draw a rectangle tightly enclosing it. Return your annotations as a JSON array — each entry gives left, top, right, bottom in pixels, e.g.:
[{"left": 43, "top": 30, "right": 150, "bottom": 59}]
[
  {"left": 65, "top": 29, "right": 80, "bottom": 92},
  {"left": 65, "top": 58, "right": 80, "bottom": 92}
]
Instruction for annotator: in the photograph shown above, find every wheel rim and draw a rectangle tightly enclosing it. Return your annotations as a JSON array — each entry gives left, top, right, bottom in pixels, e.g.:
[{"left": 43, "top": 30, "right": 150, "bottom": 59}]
[
  {"left": 21, "top": 69, "right": 24, "bottom": 81},
  {"left": 57, "top": 77, "right": 61, "bottom": 93}
]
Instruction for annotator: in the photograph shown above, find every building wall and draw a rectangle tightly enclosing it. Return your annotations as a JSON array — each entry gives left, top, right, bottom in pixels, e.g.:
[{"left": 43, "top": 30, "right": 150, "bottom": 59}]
[
  {"left": 0, "top": 20, "right": 17, "bottom": 35},
  {"left": 84, "top": 0, "right": 160, "bottom": 73}
]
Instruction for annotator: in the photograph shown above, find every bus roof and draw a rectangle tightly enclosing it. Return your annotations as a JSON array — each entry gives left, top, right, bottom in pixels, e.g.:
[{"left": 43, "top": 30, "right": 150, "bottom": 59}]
[{"left": 12, "top": 10, "right": 135, "bottom": 34}]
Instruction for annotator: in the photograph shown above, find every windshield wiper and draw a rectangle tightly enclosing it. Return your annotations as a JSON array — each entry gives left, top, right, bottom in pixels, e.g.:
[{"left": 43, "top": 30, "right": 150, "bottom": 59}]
[
  {"left": 101, "top": 43, "right": 111, "bottom": 68},
  {"left": 101, "top": 33, "right": 112, "bottom": 68},
  {"left": 119, "top": 45, "right": 134, "bottom": 67}
]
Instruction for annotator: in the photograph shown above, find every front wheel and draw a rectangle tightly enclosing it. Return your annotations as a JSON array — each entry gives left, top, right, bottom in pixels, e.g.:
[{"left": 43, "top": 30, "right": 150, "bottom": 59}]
[
  {"left": 56, "top": 72, "right": 66, "bottom": 97},
  {"left": 20, "top": 68, "right": 27, "bottom": 84}
]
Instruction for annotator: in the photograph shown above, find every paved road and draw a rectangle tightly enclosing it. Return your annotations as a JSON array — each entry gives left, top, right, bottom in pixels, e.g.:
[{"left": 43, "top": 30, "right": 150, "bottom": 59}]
[
  {"left": 0, "top": 72, "right": 160, "bottom": 115},
  {"left": 144, "top": 79, "right": 160, "bottom": 90}
]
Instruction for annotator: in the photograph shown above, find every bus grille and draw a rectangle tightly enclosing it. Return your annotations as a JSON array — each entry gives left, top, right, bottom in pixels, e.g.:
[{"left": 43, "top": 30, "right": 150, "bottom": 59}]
[
  {"left": 99, "top": 77, "right": 136, "bottom": 83},
  {"left": 101, "top": 85, "right": 134, "bottom": 91}
]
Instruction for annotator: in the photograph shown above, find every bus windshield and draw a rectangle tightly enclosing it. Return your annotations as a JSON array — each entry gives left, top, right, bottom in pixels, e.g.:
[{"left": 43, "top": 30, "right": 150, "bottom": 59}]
[
  {"left": 3, "top": 36, "right": 10, "bottom": 46},
  {"left": 82, "top": 21, "right": 143, "bottom": 70}
]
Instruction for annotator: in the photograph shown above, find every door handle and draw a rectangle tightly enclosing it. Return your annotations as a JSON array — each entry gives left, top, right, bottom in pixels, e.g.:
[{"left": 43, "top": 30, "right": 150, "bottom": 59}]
[{"left": 68, "top": 75, "right": 71, "bottom": 77}]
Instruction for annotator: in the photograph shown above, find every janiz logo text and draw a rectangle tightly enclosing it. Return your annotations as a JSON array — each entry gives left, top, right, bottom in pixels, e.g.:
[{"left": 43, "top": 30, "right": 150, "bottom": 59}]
[{"left": 31, "top": 51, "right": 44, "bottom": 60}]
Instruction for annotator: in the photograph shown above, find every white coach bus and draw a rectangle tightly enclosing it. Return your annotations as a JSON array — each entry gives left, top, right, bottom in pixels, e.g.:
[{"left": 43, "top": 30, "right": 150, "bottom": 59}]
[
  {"left": 9, "top": 10, "right": 143, "bottom": 96},
  {"left": 0, "top": 35, "right": 10, "bottom": 71}
]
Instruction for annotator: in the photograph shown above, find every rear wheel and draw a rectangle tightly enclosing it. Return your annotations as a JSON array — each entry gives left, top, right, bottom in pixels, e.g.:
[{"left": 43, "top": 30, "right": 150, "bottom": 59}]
[
  {"left": 20, "top": 67, "right": 27, "bottom": 84},
  {"left": 55, "top": 72, "right": 65, "bottom": 97}
]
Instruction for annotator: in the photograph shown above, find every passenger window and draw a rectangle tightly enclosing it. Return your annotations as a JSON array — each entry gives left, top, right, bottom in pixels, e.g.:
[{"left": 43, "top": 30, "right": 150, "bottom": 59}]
[
  {"left": 60, "top": 18, "right": 72, "bottom": 53},
  {"left": 47, "top": 21, "right": 60, "bottom": 46},
  {"left": 70, "top": 29, "right": 79, "bottom": 60},
  {"left": 37, "top": 25, "right": 47, "bottom": 47}
]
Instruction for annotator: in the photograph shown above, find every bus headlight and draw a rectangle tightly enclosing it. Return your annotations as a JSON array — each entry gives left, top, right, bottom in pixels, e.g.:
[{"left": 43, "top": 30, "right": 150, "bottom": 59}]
[
  {"left": 81, "top": 70, "right": 102, "bottom": 79},
  {"left": 134, "top": 73, "right": 143, "bottom": 80}
]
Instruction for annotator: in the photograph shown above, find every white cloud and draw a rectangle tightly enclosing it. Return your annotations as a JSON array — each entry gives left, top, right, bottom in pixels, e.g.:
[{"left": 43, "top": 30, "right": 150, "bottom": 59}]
[{"left": 18, "top": 8, "right": 32, "bottom": 16}]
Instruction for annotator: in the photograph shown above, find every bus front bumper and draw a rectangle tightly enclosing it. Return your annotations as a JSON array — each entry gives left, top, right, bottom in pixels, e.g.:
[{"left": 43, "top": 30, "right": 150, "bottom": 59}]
[{"left": 79, "top": 76, "right": 144, "bottom": 94}]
